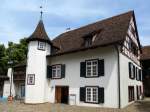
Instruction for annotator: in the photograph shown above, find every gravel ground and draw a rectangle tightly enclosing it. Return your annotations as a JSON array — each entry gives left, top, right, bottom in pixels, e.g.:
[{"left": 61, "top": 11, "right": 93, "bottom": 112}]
[{"left": 0, "top": 98, "right": 150, "bottom": 112}]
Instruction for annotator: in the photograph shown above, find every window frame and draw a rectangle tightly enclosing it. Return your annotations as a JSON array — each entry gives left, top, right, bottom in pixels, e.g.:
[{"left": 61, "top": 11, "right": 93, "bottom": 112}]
[
  {"left": 27, "top": 74, "right": 35, "bottom": 85},
  {"left": 85, "top": 59, "right": 98, "bottom": 78},
  {"left": 84, "top": 37, "right": 92, "bottom": 47},
  {"left": 52, "top": 64, "right": 62, "bottom": 79},
  {"left": 85, "top": 86, "right": 99, "bottom": 103},
  {"left": 38, "top": 41, "right": 46, "bottom": 51},
  {"left": 129, "top": 62, "right": 135, "bottom": 79}
]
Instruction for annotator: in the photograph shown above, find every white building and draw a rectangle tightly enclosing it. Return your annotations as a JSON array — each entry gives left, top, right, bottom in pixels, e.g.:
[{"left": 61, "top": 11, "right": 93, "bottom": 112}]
[{"left": 3, "top": 11, "right": 143, "bottom": 108}]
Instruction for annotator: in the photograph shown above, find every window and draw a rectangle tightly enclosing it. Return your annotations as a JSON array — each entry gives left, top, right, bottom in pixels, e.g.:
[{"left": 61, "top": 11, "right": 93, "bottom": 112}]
[
  {"left": 38, "top": 42, "right": 46, "bottom": 50},
  {"left": 85, "top": 37, "right": 92, "bottom": 47},
  {"left": 27, "top": 74, "right": 35, "bottom": 85},
  {"left": 128, "top": 86, "right": 134, "bottom": 102},
  {"left": 86, "top": 87, "right": 98, "bottom": 103},
  {"left": 128, "top": 38, "right": 138, "bottom": 56},
  {"left": 86, "top": 60, "right": 98, "bottom": 77},
  {"left": 129, "top": 62, "right": 135, "bottom": 79},
  {"left": 136, "top": 68, "right": 139, "bottom": 80},
  {"left": 52, "top": 65, "right": 61, "bottom": 78}
]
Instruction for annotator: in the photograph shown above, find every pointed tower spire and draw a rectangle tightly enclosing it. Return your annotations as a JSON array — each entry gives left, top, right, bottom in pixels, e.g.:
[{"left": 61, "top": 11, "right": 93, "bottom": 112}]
[
  {"left": 40, "top": 6, "right": 43, "bottom": 20},
  {"left": 27, "top": 6, "right": 52, "bottom": 45}
]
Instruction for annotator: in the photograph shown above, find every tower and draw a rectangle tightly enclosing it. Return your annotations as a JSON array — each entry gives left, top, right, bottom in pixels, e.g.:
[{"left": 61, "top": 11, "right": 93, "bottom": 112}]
[{"left": 25, "top": 12, "right": 51, "bottom": 103}]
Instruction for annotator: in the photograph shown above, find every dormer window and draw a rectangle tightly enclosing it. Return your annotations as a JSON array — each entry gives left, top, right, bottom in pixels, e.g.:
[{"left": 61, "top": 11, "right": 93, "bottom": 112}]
[
  {"left": 85, "top": 37, "right": 92, "bottom": 47},
  {"left": 38, "top": 41, "right": 46, "bottom": 50},
  {"left": 84, "top": 32, "right": 98, "bottom": 47}
]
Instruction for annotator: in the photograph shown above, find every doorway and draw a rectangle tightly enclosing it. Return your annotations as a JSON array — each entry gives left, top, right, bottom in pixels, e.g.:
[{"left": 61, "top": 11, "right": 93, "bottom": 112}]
[
  {"left": 20, "top": 84, "right": 25, "bottom": 98},
  {"left": 55, "top": 86, "right": 69, "bottom": 104}
]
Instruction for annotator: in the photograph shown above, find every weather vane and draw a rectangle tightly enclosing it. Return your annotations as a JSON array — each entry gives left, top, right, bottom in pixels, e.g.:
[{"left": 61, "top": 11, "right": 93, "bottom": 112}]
[{"left": 40, "top": 6, "right": 43, "bottom": 20}]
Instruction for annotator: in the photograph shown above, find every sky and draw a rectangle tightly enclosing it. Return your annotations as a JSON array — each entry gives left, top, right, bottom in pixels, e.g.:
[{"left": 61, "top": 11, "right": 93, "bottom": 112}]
[{"left": 0, "top": 0, "right": 150, "bottom": 46}]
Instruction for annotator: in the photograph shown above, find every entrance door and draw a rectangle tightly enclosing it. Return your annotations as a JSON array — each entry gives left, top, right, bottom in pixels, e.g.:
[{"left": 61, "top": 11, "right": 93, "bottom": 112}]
[
  {"left": 55, "top": 86, "right": 69, "bottom": 104},
  {"left": 21, "top": 84, "right": 25, "bottom": 98}
]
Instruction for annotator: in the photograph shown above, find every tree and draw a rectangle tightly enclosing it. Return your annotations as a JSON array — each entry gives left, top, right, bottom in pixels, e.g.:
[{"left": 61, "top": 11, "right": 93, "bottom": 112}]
[
  {"left": 0, "top": 38, "right": 28, "bottom": 76},
  {"left": 6, "top": 38, "right": 28, "bottom": 64},
  {"left": 0, "top": 44, "right": 7, "bottom": 75}
]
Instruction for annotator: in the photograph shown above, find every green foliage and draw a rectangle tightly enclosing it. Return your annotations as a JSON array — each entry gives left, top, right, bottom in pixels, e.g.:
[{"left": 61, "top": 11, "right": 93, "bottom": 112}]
[
  {"left": 0, "top": 44, "right": 7, "bottom": 75},
  {"left": 0, "top": 38, "right": 28, "bottom": 75}
]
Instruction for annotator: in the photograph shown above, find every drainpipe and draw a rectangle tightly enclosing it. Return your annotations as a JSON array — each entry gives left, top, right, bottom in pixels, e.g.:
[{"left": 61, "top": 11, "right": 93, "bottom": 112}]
[{"left": 114, "top": 45, "right": 121, "bottom": 109}]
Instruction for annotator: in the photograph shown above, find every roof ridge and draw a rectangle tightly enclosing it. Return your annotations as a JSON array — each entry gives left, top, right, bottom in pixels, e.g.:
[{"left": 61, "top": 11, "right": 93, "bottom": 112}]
[{"left": 52, "top": 10, "right": 133, "bottom": 41}]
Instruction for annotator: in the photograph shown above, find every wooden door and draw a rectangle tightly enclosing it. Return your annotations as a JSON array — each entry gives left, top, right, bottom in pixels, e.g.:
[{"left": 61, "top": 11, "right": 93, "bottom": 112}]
[
  {"left": 61, "top": 87, "right": 69, "bottom": 104},
  {"left": 55, "top": 86, "right": 61, "bottom": 103}
]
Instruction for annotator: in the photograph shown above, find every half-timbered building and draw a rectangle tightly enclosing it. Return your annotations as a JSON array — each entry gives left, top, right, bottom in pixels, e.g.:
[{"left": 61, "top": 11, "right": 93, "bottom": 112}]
[{"left": 3, "top": 11, "right": 143, "bottom": 108}]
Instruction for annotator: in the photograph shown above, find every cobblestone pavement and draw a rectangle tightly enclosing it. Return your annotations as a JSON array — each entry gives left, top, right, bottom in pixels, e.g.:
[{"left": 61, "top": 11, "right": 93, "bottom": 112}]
[{"left": 0, "top": 98, "right": 150, "bottom": 112}]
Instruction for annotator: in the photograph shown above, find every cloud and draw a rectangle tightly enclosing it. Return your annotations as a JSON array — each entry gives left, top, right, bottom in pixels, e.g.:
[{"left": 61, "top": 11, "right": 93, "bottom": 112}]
[{"left": 0, "top": 0, "right": 150, "bottom": 46}]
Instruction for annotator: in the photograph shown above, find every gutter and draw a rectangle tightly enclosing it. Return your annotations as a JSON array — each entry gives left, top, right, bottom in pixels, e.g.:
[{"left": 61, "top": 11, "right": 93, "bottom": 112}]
[{"left": 114, "top": 45, "right": 121, "bottom": 109}]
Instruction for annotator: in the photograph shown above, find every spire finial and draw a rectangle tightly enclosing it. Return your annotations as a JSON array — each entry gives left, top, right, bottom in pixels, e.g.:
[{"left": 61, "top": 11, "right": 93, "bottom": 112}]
[{"left": 40, "top": 6, "right": 43, "bottom": 20}]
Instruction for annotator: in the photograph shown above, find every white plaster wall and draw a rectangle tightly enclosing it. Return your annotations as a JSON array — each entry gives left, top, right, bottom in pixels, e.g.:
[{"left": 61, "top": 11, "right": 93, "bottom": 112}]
[
  {"left": 3, "top": 81, "right": 11, "bottom": 97},
  {"left": 119, "top": 53, "right": 143, "bottom": 108},
  {"left": 25, "top": 41, "right": 50, "bottom": 103},
  {"left": 3, "top": 68, "right": 15, "bottom": 98},
  {"left": 46, "top": 46, "right": 119, "bottom": 108}
]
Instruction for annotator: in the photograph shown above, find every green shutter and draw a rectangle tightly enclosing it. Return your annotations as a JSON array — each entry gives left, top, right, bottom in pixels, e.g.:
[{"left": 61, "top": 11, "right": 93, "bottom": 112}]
[
  {"left": 61, "top": 64, "right": 65, "bottom": 78},
  {"left": 98, "top": 87, "right": 104, "bottom": 103},
  {"left": 133, "top": 65, "right": 135, "bottom": 79},
  {"left": 80, "top": 62, "right": 86, "bottom": 77},
  {"left": 80, "top": 87, "right": 85, "bottom": 102},
  {"left": 98, "top": 59, "right": 104, "bottom": 76},
  {"left": 47, "top": 65, "right": 52, "bottom": 78},
  {"left": 136, "top": 67, "right": 138, "bottom": 80},
  {"left": 139, "top": 69, "right": 142, "bottom": 81},
  {"left": 129, "top": 62, "right": 132, "bottom": 78}
]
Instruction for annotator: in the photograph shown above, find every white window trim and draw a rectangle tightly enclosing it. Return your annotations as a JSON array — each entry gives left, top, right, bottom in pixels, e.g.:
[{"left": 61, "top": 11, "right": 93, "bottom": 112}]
[
  {"left": 86, "top": 60, "right": 98, "bottom": 77},
  {"left": 27, "top": 74, "right": 35, "bottom": 85},
  {"left": 52, "top": 65, "right": 61, "bottom": 78},
  {"left": 38, "top": 41, "right": 46, "bottom": 50},
  {"left": 86, "top": 87, "right": 98, "bottom": 103}
]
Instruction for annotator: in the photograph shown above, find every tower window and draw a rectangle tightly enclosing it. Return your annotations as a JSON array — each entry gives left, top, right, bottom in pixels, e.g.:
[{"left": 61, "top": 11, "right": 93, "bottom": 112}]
[
  {"left": 38, "top": 41, "right": 46, "bottom": 50},
  {"left": 27, "top": 74, "right": 35, "bottom": 85}
]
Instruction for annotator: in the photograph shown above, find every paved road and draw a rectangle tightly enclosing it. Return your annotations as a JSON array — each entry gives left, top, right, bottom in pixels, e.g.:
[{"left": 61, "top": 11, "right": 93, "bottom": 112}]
[
  {"left": 0, "top": 98, "right": 150, "bottom": 112},
  {"left": 123, "top": 98, "right": 150, "bottom": 112}
]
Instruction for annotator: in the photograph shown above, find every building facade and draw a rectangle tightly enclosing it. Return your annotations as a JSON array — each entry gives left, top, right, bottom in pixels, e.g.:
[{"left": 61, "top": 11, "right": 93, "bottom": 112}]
[
  {"left": 3, "top": 11, "right": 143, "bottom": 108},
  {"left": 141, "top": 46, "right": 150, "bottom": 97}
]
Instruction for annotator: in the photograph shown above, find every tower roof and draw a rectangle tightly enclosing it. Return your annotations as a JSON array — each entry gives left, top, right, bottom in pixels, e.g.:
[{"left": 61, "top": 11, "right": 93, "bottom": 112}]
[{"left": 27, "top": 20, "right": 52, "bottom": 44}]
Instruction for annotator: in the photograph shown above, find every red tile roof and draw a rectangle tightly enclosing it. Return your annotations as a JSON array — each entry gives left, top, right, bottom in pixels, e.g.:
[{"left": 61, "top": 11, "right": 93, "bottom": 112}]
[
  {"left": 27, "top": 20, "right": 52, "bottom": 44},
  {"left": 49, "top": 11, "right": 134, "bottom": 56},
  {"left": 141, "top": 46, "right": 150, "bottom": 60}
]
